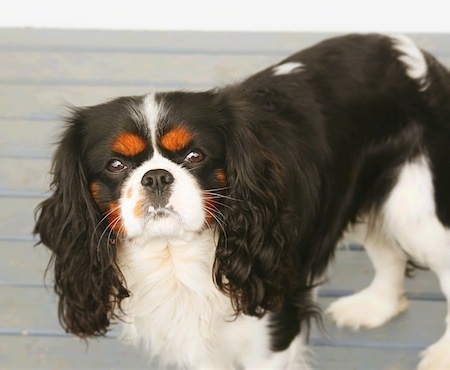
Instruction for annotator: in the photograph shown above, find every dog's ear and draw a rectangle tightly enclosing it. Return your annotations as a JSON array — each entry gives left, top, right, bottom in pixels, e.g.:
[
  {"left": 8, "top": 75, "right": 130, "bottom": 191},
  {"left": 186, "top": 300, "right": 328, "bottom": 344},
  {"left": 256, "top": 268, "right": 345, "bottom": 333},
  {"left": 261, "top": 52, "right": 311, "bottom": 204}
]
[
  {"left": 212, "top": 102, "right": 295, "bottom": 317},
  {"left": 34, "top": 109, "right": 128, "bottom": 337},
  {"left": 214, "top": 114, "right": 291, "bottom": 316},
  {"left": 213, "top": 91, "right": 328, "bottom": 318}
]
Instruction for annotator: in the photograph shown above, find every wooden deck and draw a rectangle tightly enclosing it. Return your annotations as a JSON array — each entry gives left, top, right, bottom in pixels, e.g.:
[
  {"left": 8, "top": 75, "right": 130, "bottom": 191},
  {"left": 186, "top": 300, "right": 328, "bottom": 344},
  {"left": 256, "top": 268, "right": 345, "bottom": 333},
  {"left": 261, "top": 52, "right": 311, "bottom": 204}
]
[{"left": 1, "top": 28, "right": 448, "bottom": 369}]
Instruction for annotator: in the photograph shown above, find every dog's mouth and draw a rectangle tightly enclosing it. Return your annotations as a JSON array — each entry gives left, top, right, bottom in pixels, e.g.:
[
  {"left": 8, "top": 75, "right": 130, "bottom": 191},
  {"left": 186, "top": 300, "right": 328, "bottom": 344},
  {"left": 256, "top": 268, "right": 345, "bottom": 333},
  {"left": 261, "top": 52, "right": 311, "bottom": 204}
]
[{"left": 147, "top": 205, "right": 176, "bottom": 219}]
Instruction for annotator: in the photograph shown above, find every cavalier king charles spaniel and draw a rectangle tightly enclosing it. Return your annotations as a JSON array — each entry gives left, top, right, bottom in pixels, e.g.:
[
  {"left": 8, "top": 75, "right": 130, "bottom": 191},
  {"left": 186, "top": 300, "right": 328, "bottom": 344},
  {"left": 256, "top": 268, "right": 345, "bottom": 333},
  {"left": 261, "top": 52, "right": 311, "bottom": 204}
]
[{"left": 35, "top": 34, "right": 450, "bottom": 369}]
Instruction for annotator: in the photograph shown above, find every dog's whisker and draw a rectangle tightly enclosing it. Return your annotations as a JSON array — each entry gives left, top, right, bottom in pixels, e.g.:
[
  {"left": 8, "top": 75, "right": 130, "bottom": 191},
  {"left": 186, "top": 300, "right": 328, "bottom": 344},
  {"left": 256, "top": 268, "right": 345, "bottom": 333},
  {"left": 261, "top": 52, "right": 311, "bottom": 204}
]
[
  {"left": 95, "top": 206, "right": 122, "bottom": 256},
  {"left": 91, "top": 207, "right": 119, "bottom": 246},
  {"left": 203, "top": 206, "right": 227, "bottom": 237},
  {"left": 203, "top": 191, "right": 240, "bottom": 202}
]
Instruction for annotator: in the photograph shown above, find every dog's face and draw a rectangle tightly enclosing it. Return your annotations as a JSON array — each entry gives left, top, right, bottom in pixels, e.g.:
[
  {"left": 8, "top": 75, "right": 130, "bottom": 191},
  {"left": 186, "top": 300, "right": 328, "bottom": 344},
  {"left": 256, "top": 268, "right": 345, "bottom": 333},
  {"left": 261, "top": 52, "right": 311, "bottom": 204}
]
[
  {"left": 83, "top": 92, "right": 227, "bottom": 241},
  {"left": 34, "top": 87, "right": 317, "bottom": 337}
]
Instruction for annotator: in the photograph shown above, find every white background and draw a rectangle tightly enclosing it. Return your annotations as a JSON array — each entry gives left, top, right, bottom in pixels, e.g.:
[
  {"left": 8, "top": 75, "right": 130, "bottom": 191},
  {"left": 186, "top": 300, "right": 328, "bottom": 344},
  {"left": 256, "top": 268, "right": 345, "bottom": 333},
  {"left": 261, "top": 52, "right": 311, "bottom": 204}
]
[{"left": 0, "top": 0, "right": 449, "bottom": 33}]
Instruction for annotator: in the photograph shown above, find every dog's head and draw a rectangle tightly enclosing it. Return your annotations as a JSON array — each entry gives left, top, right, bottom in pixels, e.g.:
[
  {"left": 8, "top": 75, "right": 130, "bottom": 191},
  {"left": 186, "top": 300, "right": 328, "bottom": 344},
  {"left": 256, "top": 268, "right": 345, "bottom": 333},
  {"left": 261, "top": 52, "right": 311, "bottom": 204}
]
[
  {"left": 35, "top": 89, "right": 322, "bottom": 337},
  {"left": 81, "top": 93, "right": 228, "bottom": 241}
]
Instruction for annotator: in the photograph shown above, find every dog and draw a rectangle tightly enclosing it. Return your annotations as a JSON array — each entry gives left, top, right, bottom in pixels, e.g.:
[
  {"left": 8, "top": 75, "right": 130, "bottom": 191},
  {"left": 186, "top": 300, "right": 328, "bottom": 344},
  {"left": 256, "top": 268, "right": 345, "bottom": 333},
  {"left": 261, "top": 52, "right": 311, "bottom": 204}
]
[{"left": 34, "top": 33, "right": 450, "bottom": 369}]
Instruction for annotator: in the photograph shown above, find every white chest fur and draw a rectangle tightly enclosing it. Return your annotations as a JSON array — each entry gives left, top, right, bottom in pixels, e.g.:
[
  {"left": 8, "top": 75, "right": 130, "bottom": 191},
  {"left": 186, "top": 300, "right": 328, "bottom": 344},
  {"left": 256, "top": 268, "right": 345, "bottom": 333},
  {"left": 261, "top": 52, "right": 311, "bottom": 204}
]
[{"left": 118, "top": 229, "right": 233, "bottom": 366}]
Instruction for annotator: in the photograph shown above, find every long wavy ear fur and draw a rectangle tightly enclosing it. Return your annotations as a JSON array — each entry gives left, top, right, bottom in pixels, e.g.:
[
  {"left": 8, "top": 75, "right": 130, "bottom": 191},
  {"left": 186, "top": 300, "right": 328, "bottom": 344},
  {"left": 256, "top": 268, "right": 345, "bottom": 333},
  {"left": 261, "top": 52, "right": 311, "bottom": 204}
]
[
  {"left": 212, "top": 93, "right": 320, "bottom": 317},
  {"left": 214, "top": 130, "right": 289, "bottom": 315},
  {"left": 34, "top": 110, "right": 128, "bottom": 337}
]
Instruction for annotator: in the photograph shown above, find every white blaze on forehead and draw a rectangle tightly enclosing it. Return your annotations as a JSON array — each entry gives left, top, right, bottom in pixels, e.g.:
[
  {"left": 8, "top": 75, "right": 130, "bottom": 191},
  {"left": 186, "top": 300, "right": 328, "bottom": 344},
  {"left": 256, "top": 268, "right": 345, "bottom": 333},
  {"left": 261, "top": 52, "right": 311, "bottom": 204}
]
[
  {"left": 142, "top": 93, "right": 163, "bottom": 148},
  {"left": 272, "top": 61, "right": 304, "bottom": 76},
  {"left": 390, "top": 34, "right": 429, "bottom": 91},
  {"left": 118, "top": 94, "right": 207, "bottom": 239}
]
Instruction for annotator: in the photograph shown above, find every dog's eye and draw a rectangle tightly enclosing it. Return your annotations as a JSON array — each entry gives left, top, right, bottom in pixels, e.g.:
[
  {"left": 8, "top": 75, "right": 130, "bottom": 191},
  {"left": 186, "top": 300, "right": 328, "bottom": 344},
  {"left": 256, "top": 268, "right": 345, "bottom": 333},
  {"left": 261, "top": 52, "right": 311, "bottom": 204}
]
[
  {"left": 184, "top": 150, "right": 204, "bottom": 164},
  {"left": 107, "top": 159, "right": 127, "bottom": 173}
]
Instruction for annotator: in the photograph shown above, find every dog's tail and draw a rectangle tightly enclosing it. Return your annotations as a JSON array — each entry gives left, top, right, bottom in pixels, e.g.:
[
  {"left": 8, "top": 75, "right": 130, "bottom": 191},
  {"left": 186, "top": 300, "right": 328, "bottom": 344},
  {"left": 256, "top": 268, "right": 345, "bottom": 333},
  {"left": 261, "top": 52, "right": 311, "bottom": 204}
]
[{"left": 391, "top": 35, "right": 450, "bottom": 119}]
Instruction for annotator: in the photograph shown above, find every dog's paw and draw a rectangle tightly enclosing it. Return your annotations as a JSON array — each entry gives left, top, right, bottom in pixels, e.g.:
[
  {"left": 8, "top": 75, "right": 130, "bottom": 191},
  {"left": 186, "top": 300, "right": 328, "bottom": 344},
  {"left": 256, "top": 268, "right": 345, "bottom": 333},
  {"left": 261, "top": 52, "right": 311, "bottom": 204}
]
[
  {"left": 326, "top": 288, "right": 408, "bottom": 330},
  {"left": 418, "top": 337, "right": 450, "bottom": 370}
]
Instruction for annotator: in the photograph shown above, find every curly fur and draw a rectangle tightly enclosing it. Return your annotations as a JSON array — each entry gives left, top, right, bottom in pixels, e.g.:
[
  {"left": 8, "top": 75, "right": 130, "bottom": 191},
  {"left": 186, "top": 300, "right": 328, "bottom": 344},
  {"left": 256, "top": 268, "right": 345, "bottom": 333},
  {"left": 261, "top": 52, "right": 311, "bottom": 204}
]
[
  {"left": 213, "top": 90, "right": 327, "bottom": 317},
  {"left": 34, "top": 111, "right": 129, "bottom": 337},
  {"left": 34, "top": 33, "right": 450, "bottom": 368}
]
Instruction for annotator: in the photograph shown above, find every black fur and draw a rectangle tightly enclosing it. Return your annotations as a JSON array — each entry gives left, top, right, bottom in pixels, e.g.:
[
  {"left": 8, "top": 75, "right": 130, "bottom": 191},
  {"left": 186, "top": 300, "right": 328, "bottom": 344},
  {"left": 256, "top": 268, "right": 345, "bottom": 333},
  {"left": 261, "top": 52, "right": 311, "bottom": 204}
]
[
  {"left": 34, "top": 105, "right": 131, "bottom": 337},
  {"left": 34, "top": 33, "right": 450, "bottom": 352}
]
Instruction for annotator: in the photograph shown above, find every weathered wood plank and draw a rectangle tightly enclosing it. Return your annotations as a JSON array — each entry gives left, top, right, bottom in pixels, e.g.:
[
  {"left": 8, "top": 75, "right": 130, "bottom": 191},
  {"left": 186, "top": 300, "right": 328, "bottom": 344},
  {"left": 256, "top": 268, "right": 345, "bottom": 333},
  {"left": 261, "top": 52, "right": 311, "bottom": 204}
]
[
  {"left": 1, "top": 286, "right": 59, "bottom": 333},
  {"left": 0, "top": 335, "right": 153, "bottom": 369},
  {"left": 0, "top": 52, "right": 278, "bottom": 86},
  {"left": 0, "top": 197, "right": 40, "bottom": 238},
  {"left": 2, "top": 158, "right": 51, "bottom": 193},
  {"left": 0, "top": 241, "right": 50, "bottom": 286},
  {"left": 0, "top": 334, "right": 420, "bottom": 370},
  {"left": 1, "top": 28, "right": 450, "bottom": 58},
  {"left": 0, "top": 85, "right": 193, "bottom": 120},
  {"left": 315, "top": 346, "right": 418, "bottom": 370},
  {"left": 0, "top": 29, "right": 339, "bottom": 54},
  {"left": 0, "top": 119, "right": 58, "bottom": 157}
]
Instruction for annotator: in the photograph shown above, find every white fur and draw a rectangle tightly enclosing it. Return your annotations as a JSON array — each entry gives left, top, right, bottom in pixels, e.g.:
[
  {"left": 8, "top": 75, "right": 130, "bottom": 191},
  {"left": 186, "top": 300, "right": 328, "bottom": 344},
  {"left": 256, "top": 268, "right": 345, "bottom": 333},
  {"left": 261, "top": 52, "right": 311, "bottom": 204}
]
[
  {"left": 118, "top": 229, "right": 310, "bottom": 369},
  {"left": 120, "top": 153, "right": 206, "bottom": 238},
  {"left": 391, "top": 34, "right": 429, "bottom": 91},
  {"left": 117, "top": 93, "right": 310, "bottom": 368},
  {"left": 273, "top": 62, "right": 304, "bottom": 76},
  {"left": 118, "top": 230, "right": 230, "bottom": 367},
  {"left": 120, "top": 94, "right": 207, "bottom": 238},
  {"left": 142, "top": 93, "right": 162, "bottom": 148},
  {"left": 384, "top": 156, "right": 450, "bottom": 369},
  {"left": 328, "top": 156, "right": 450, "bottom": 369},
  {"left": 327, "top": 230, "right": 408, "bottom": 329}
]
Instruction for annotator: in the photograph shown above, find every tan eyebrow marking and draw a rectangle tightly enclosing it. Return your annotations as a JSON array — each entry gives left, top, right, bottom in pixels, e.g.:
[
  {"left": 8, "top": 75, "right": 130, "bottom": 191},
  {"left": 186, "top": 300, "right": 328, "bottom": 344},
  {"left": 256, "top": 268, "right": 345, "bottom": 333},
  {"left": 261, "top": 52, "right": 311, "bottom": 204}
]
[
  {"left": 112, "top": 132, "right": 147, "bottom": 156},
  {"left": 160, "top": 126, "right": 193, "bottom": 151}
]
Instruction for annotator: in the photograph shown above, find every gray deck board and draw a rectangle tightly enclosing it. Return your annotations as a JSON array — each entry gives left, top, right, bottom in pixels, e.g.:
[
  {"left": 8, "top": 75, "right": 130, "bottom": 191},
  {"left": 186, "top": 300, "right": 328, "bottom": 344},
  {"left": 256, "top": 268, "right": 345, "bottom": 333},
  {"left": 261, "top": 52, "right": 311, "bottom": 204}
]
[
  {"left": 1, "top": 28, "right": 449, "bottom": 369},
  {"left": 2, "top": 158, "right": 51, "bottom": 193},
  {"left": 0, "top": 119, "right": 58, "bottom": 157},
  {"left": 1, "top": 51, "right": 278, "bottom": 87},
  {"left": 0, "top": 241, "right": 50, "bottom": 285}
]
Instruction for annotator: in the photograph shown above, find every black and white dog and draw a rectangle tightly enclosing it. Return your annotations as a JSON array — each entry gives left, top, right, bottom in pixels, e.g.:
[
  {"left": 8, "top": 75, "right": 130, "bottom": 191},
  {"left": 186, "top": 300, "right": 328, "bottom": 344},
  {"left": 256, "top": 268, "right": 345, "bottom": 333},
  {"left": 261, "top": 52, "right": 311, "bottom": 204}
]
[{"left": 34, "top": 34, "right": 450, "bottom": 369}]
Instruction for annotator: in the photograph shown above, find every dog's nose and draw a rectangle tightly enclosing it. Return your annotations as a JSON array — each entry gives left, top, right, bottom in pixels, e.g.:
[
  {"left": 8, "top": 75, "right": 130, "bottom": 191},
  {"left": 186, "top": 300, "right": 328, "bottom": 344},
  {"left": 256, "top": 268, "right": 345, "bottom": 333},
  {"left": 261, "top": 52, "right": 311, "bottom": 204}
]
[{"left": 141, "top": 169, "right": 174, "bottom": 193}]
